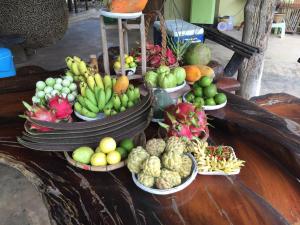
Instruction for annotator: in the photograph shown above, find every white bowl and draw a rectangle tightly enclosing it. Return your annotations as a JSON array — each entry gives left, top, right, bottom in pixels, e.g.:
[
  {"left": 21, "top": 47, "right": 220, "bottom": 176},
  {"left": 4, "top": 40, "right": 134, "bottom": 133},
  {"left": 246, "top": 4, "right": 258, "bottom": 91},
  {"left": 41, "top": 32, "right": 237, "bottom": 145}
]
[
  {"left": 74, "top": 111, "right": 106, "bottom": 121},
  {"left": 114, "top": 67, "right": 136, "bottom": 76},
  {"left": 183, "top": 91, "right": 227, "bottom": 111},
  {"left": 132, "top": 153, "right": 198, "bottom": 195},
  {"left": 152, "top": 80, "right": 187, "bottom": 93}
]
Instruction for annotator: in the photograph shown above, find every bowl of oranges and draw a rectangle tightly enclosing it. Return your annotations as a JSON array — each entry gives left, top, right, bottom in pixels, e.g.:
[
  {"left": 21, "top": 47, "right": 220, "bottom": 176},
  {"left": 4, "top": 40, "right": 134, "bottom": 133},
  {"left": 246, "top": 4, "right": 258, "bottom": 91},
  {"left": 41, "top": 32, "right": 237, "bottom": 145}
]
[{"left": 113, "top": 54, "right": 137, "bottom": 76}]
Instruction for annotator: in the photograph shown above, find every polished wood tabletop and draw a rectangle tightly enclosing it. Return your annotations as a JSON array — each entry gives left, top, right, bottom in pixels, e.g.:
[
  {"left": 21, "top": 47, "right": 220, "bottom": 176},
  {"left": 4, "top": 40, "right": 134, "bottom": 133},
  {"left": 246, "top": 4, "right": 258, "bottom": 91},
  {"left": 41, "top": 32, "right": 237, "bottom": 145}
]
[{"left": 0, "top": 85, "right": 299, "bottom": 225}]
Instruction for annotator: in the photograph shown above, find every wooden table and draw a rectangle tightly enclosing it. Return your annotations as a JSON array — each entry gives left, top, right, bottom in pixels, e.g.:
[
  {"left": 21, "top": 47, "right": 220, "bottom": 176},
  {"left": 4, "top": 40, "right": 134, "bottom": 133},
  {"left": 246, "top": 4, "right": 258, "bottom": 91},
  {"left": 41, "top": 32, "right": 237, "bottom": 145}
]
[{"left": 0, "top": 87, "right": 299, "bottom": 225}]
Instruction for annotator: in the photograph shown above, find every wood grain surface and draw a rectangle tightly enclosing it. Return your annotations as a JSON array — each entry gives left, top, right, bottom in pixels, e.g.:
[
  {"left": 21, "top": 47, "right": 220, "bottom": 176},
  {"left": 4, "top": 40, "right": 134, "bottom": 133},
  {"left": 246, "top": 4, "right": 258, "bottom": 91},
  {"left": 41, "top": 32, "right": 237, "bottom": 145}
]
[{"left": 0, "top": 89, "right": 299, "bottom": 225}]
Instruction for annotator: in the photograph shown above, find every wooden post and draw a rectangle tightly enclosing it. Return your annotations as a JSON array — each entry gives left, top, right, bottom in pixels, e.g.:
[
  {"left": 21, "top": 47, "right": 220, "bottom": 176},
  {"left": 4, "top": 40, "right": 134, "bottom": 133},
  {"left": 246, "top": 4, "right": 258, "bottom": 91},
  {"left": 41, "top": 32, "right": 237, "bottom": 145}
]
[
  {"left": 123, "top": 21, "right": 129, "bottom": 54},
  {"left": 140, "top": 14, "right": 147, "bottom": 75},
  {"left": 237, "top": 0, "right": 276, "bottom": 99},
  {"left": 118, "top": 18, "right": 125, "bottom": 75},
  {"left": 99, "top": 16, "right": 110, "bottom": 74}
]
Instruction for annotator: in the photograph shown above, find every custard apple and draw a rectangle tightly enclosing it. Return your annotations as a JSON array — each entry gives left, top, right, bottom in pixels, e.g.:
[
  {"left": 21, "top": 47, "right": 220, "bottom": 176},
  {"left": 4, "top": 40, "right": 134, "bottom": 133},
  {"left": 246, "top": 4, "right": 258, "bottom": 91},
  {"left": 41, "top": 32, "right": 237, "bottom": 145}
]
[
  {"left": 178, "top": 155, "right": 192, "bottom": 178},
  {"left": 142, "top": 156, "right": 161, "bottom": 177},
  {"left": 156, "top": 169, "right": 181, "bottom": 189},
  {"left": 137, "top": 172, "right": 155, "bottom": 188},
  {"left": 127, "top": 146, "right": 149, "bottom": 173},
  {"left": 162, "top": 151, "right": 182, "bottom": 171},
  {"left": 146, "top": 138, "right": 166, "bottom": 157},
  {"left": 165, "top": 136, "right": 186, "bottom": 154}
]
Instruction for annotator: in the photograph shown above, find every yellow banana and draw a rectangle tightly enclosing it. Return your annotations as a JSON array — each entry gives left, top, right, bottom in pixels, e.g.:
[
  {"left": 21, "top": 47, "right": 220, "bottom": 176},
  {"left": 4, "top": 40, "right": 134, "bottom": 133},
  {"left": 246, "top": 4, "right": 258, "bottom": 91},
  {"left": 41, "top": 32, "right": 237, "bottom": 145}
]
[
  {"left": 78, "top": 61, "right": 88, "bottom": 74},
  {"left": 73, "top": 56, "right": 82, "bottom": 63},
  {"left": 87, "top": 76, "right": 95, "bottom": 91},
  {"left": 94, "top": 73, "right": 104, "bottom": 89},
  {"left": 71, "top": 62, "right": 80, "bottom": 76},
  {"left": 83, "top": 71, "right": 89, "bottom": 79},
  {"left": 103, "top": 75, "right": 112, "bottom": 89},
  {"left": 80, "top": 82, "right": 87, "bottom": 97},
  {"left": 65, "top": 57, "right": 73, "bottom": 70}
]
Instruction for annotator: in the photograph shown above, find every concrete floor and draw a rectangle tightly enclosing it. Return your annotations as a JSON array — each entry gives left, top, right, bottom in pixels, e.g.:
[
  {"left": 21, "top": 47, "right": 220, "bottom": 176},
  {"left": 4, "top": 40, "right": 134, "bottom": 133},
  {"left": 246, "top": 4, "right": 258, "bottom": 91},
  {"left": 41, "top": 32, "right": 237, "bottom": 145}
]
[{"left": 1, "top": 15, "right": 300, "bottom": 225}]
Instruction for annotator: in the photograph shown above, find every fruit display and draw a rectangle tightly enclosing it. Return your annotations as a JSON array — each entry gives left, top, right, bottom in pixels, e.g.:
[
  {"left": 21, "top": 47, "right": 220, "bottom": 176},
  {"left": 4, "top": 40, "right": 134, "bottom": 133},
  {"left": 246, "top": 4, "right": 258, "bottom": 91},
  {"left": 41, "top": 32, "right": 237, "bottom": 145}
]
[
  {"left": 187, "top": 139, "right": 245, "bottom": 174},
  {"left": 127, "top": 137, "right": 194, "bottom": 189},
  {"left": 71, "top": 137, "right": 135, "bottom": 167},
  {"left": 145, "top": 65, "right": 186, "bottom": 89},
  {"left": 133, "top": 43, "right": 177, "bottom": 68},
  {"left": 184, "top": 75, "right": 227, "bottom": 107},
  {"left": 159, "top": 103, "right": 209, "bottom": 140},
  {"left": 113, "top": 54, "right": 137, "bottom": 74},
  {"left": 183, "top": 43, "right": 211, "bottom": 66},
  {"left": 32, "top": 76, "right": 77, "bottom": 105},
  {"left": 74, "top": 74, "right": 141, "bottom": 118}
]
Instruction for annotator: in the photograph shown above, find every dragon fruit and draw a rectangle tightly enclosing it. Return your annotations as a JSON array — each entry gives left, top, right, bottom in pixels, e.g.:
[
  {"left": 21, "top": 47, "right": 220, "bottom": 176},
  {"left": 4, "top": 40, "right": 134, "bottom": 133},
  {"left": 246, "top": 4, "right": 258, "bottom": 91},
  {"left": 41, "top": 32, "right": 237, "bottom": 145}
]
[
  {"left": 160, "top": 103, "right": 209, "bottom": 140},
  {"left": 48, "top": 96, "right": 73, "bottom": 120},
  {"left": 22, "top": 101, "right": 57, "bottom": 132}
]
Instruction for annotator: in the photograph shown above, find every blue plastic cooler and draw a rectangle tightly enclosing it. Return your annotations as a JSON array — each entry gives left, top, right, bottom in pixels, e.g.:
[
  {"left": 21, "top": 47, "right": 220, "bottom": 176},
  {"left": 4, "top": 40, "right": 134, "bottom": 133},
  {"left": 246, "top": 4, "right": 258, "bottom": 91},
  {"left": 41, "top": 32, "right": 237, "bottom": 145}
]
[
  {"left": 153, "top": 19, "right": 204, "bottom": 45},
  {"left": 0, "top": 48, "right": 16, "bottom": 78}
]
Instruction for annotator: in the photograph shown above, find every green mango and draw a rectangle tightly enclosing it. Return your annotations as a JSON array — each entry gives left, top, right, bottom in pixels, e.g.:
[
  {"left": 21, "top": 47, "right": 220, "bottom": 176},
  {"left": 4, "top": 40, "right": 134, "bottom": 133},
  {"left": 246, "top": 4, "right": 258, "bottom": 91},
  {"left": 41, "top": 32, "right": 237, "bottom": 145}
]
[
  {"left": 145, "top": 71, "right": 158, "bottom": 87},
  {"left": 72, "top": 147, "right": 94, "bottom": 164},
  {"left": 167, "top": 73, "right": 177, "bottom": 88},
  {"left": 172, "top": 67, "right": 186, "bottom": 85}
]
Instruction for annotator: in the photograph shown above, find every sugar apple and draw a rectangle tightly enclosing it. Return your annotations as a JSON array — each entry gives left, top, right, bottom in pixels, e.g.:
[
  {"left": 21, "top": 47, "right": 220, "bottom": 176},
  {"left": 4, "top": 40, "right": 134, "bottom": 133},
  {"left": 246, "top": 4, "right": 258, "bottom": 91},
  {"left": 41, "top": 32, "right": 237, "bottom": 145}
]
[
  {"left": 165, "top": 136, "right": 186, "bottom": 154},
  {"left": 178, "top": 155, "right": 193, "bottom": 178},
  {"left": 142, "top": 156, "right": 161, "bottom": 177},
  {"left": 137, "top": 172, "right": 155, "bottom": 188},
  {"left": 127, "top": 146, "right": 150, "bottom": 173},
  {"left": 162, "top": 151, "right": 182, "bottom": 171},
  {"left": 146, "top": 138, "right": 166, "bottom": 157},
  {"left": 156, "top": 169, "right": 181, "bottom": 189}
]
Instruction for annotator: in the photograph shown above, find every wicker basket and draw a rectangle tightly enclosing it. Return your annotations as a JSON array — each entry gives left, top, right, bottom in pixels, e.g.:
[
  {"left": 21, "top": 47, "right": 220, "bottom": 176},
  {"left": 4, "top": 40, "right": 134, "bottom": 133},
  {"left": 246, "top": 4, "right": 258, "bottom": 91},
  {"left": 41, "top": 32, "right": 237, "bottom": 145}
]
[{"left": 64, "top": 132, "right": 146, "bottom": 172}]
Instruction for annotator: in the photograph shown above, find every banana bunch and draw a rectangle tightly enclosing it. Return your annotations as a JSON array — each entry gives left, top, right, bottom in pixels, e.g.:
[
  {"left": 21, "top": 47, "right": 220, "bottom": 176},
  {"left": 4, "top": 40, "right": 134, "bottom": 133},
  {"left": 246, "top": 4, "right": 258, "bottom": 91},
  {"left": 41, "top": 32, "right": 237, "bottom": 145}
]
[{"left": 74, "top": 75, "right": 141, "bottom": 118}]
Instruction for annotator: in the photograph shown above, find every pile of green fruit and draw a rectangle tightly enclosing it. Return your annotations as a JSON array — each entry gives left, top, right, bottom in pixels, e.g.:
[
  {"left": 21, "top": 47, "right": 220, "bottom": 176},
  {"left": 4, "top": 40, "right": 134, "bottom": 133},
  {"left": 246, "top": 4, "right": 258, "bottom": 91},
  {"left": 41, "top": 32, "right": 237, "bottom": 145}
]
[
  {"left": 74, "top": 74, "right": 141, "bottom": 118},
  {"left": 113, "top": 54, "right": 137, "bottom": 71},
  {"left": 145, "top": 65, "right": 186, "bottom": 89},
  {"left": 185, "top": 76, "right": 227, "bottom": 107},
  {"left": 72, "top": 137, "right": 135, "bottom": 166},
  {"left": 33, "top": 76, "right": 78, "bottom": 105}
]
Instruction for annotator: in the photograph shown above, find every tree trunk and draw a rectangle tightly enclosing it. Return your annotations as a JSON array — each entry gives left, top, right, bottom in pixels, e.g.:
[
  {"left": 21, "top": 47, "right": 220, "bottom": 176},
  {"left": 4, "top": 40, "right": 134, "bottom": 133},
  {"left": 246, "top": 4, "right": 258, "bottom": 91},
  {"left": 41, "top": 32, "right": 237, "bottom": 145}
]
[{"left": 237, "top": 0, "right": 276, "bottom": 99}]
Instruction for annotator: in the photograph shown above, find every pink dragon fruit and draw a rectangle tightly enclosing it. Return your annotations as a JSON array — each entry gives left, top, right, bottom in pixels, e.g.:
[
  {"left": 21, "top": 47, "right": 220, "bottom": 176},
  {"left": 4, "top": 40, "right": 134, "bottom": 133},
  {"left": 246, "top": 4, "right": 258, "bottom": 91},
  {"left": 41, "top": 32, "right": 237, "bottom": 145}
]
[
  {"left": 22, "top": 102, "right": 56, "bottom": 132},
  {"left": 48, "top": 96, "right": 73, "bottom": 120},
  {"left": 160, "top": 103, "right": 209, "bottom": 140}
]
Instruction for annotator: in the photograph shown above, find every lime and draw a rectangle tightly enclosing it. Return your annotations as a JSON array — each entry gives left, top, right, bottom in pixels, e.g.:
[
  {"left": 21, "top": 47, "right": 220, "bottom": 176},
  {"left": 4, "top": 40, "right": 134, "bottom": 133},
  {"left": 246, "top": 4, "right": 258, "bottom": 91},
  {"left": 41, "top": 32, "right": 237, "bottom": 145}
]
[
  {"left": 194, "top": 97, "right": 205, "bottom": 107},
  {"left": 192, "top": 82, "right": 200, "bottom": 89},
  {"left": 199, "top": 76, "right": 213, "bottom": 87},
  {"left": 193, "top": 87, "right": 203, "bottom": 97},
  {"left": 203, "top": 84, "right": 217, "bottom": 98},
  {"left": 114, "top": 61, "right": 121, "bottom": 70},
  {"left": 90, "top": 152, "right": 107, "bottom": 166},
  {"left": 99, "top": 137, "right": 116, "bottom": 154},
  {"left": 116, "top": 147, "right": 128, "bottom": 159},
  {"left": 129, "top": 62, "right": 137, "bottom": 68},
  {"left": 120, "top": 138, "right": 134, "bottom": 152},
  {"left": 185, "top": 92, "right": 195, "bottom": 103},
  {"left": 125, "top": 57, "right": 131, "bottom": 64},
  {"left": 106, "top": 151, "right": 121, "bottom": 165},
  {"left": 214, "top": 93, "right": 227, "bottom": 105},
  {"left": 205, "top": 98, "right": 216, "bottom": 106}
]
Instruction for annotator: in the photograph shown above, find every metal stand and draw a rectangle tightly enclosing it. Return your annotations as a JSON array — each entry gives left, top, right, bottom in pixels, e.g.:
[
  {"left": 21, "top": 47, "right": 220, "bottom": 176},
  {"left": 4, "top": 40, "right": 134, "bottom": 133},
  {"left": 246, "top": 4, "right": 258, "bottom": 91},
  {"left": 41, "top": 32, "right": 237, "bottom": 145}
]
[{"left": 99, "top": 10, "right": 147, "bottom": 75}]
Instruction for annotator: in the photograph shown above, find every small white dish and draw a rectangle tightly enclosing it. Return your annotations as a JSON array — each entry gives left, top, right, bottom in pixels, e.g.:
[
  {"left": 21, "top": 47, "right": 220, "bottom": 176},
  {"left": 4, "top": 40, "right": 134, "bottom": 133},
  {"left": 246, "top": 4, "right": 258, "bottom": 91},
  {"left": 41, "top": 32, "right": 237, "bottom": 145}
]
[
  {"left": 153, "top": 80, "right": 187, "bottom": 93},
  {"left": 114, "top": 67, "right": 136, "bottom": 76},
  {"left": 74, "top": 111, "right": 105, "bottom": 121},
  {"left": 183, "top": 91, "right": 227, "bottom": 111},
  {"left": 132, "top": 153, "right": 198, "bottom": 195},
  {"left": 100, "top": 8, "right": 142, "bottom": 19}
]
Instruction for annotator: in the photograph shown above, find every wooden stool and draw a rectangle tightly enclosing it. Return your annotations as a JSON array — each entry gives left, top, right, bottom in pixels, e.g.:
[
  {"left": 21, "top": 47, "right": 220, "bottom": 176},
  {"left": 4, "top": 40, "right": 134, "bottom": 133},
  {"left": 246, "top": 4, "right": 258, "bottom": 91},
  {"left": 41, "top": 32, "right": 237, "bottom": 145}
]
[{"left": 99, "top": 9, "right": 147, "bottom": 75}]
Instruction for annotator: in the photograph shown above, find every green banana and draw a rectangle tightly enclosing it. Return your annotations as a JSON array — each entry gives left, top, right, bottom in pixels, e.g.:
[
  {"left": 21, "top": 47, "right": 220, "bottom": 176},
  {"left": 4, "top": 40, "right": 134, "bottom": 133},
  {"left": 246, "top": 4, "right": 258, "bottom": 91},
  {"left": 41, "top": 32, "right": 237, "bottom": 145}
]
[
  {"left": 65, "top": 57, "right": 73, "bottom": 69},
  {"left": 98, "top": 89, "right": 106, "bottom": 112},
  {"left": 71, "top": 62, "right": 80, "bottom": 76},
  {"left": 127, "top": 89, "right": 135, "bottom": 102},
  {"left": 77, "top": 96, "right": 86, "bottom": 107},
  {"left": 127, "top": 101, "right": 134, "bottom": 108},
  {"left": 113, "top": 95, "right": 121, "bottom": 111},
  {"left": 103, "top": 107, "right": 111, "bottom": 116},
  {"left": 105, "top": 87, "right": 112, "bottom": 103},
  {"left": 128, "top": 84, "right": 135, "bottom": 90},
  {"left": 120, "top": 106, "right": 126, "bottom": 112},
  {"left": 82, "top": 107, "right": 97, "bottom": 118},
  {"left": 74, "top": 102, "right": 82, "bottom": 113},
  {"left": 94, "top": 86, "right": 100, "bottom": 102},
  {"left": 87, "top": 76, "right": 95, "bottom": 91},
  {"left": 110, "top": 110, "right": 118, "bottom": 116},
  {"left": 121, "top": 94, "right": 129, "bottom": 107},
  {"left": 104, "top": 97, "right": 114, "bottom": 110},
  {"left": 112, "top": 77, "right": 117, "bottom": 87},
  {"left": 73, "top": 56, "right": 82, "bottom": 63},
  {"left": 78, "top": 76, "right": 85, "bottom": 82},
  {"left": 133, "top": 87, "right": 140, "bottom": 100},
  {"left": 65, "top": 70, "right": 74, "bottom": 77},
  {"left": 78, "top": 61, "right": 88, "bottom": 74},
  {"left": 84, "top": 97, "right": 99, "bottom": 113},
  {"left": 83, "top": 71, "right": 89, "bottom": 79},
  {"left": 86, "top": 88, "right": 97, "bottom": 106},
  {"left": 94, "top": 73, "right": 104, "bottom": 89},
  {"left": 103, "top": 75, "right": 112, "bottom": 89}
]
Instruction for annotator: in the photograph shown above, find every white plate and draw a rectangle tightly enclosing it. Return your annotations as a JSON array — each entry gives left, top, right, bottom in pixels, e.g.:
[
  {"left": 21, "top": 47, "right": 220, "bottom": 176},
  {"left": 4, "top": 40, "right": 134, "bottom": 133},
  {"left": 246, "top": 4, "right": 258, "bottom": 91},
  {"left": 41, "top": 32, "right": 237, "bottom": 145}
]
[
  {"left": 198, "top": 147, "right": 240, "bottom": 176},
  {"left": 183, "top": 91, "right": 227, "bottom": 111},
  {"left": 152, "top": 81, "right": 187, "bottom": 93},
  {"left": 114, "top": 67, "right": 136, "bottom": 76},
  {"left": 132, "top": 154, "right": 198, "bottom": 195},
  {"left": 100, "top": 8, "right": 142, "bottom": 19},
  {"left": 74, "top": 111, "right": 106, "bottom": 121}
]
